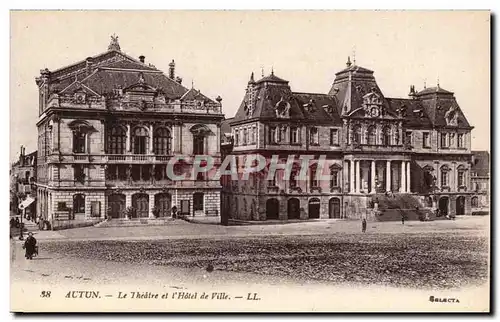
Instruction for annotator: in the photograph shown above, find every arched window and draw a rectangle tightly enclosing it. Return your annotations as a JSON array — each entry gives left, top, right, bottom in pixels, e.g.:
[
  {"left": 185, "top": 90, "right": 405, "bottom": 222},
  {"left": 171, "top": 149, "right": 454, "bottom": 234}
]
[
  {"left": 382, "top": 126, "right": 391, "bottom": 146},
  {"left": 330, "top": 165, "right": 341, "bottom": 188},
  {"left": 132, "top": 127, "right": 149, "bottom": 154},
  {"left": 457, "top": 165, "right": 466, "bottom": 187},
  {"left": 153, "top": 128, "right": 172, "bottom": 155},
  {"left": 353, "top": 125, "right": 361, "bottom": 144},
  {"left": 108, "top": 126, "right": 126, "bottom": 154},
  {"left": 73, "top": 194, "right": 85, "bottom": 214},
  {"left": 290, "top": 163, "right": 300, "bottom": 188},
  {"left": 367, "top": 125, "right": 376, "bottom": 145},
  {"left": 440, "top": 165, "right": 451, "bottom": 187}
]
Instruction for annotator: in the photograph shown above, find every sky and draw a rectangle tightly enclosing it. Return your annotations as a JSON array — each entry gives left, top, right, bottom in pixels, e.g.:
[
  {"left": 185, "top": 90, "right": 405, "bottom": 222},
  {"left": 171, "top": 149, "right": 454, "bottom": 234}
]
[{"left": 9, "top": 10, "right": 490, "bottom": 162}]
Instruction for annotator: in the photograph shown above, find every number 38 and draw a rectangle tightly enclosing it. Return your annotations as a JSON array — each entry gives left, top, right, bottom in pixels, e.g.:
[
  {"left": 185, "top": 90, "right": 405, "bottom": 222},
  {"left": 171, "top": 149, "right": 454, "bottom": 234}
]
[{"left": 40, "top": 291, "right": 51, "bottom": 298}]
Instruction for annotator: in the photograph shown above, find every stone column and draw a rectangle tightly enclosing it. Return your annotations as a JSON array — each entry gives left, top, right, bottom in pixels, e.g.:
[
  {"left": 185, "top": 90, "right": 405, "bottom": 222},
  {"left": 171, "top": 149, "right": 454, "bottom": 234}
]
[
  {"left": 355, "top": 160, "right": 360, "bottom": 193},
  {"left": 386, "top": 160, "right": 391, "bottom": 192},
  {"left": 216, "top": 125, "right": 221, "bottom": 154},
  {"left": 171, "top": 124, "right": 177, "bottom": 153},
  {"left": 100, "top": 120, "right": 105, "bottom": 153},
  {"left": 349, "top": 160, "right": 355, "bottom": 193},
  {"left": 178, "top": 124, "right": 183, "bottom": 154},
  {"left": 406, "top": 161, "right": 411, "bottom": 192},
  {"left": 400, "top": 161, "right": 406, "bottom": 193},
  {"left": 126, "top": 124, "right": 131, "bottom": 152},
  {"left": 370, "top": 160, "right": 376, "bottom": 193},
  {"left": 149, "top": 124, "right": 154, "bottom": 154},
  {"left": 149, "top": 193, "right": 155, "bottom": 218}
]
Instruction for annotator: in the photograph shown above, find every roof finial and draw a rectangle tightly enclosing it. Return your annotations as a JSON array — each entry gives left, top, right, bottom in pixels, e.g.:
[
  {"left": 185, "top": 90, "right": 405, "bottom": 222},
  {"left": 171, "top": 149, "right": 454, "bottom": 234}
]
[
  {"left": 271, "top": 66, "right": 274, "bottom": 76},
  {"left": 249, "top": 72, "right": 255, "bottom": 84},
  {"left": 346, "top": 56, "right": 352, "bottom": 67},
  {"left": 352, "top": 46, "right": 356, "bottom": 65},
  {"left": 261, "top": 66, "right": 264, "bottom": 77},
  {"left": 437, "top": 76, "right": 440, "bottom": 88},
  {"left": 108, "top": 33, "right": 121, "bottom": 51},
  {"left": 424, "top": 78, "right": 427, "bottom": 89}
]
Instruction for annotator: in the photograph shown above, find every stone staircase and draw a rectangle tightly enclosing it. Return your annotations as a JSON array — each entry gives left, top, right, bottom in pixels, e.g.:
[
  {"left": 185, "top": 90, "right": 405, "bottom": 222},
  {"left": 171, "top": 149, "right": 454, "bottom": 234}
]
[{"left": 370, "top": 194, "right": 443, "bottom": 222}]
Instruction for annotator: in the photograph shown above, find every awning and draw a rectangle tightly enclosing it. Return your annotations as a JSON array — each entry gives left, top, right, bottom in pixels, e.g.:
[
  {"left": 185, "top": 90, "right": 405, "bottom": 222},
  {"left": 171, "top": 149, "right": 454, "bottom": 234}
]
[{"left": 18, "top": 196, "right": 35, "bottom": 210}]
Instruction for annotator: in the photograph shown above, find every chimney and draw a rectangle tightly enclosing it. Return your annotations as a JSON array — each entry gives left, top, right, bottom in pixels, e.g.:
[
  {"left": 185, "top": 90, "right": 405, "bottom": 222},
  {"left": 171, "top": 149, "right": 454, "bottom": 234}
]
[
  {"left": 169, "top": 60, "right": 175, "bottom": 79},
  {"left": 139, "top": 55, "right": 145, "bottom": 63},
  {"left": 85, "top": 57, "right": 94, "bottom": 76}
]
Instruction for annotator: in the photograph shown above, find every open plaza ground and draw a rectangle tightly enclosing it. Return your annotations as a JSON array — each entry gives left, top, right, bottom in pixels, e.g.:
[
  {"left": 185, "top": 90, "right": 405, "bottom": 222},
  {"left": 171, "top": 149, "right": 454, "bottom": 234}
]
[{"left": 10, "top": 216, "right": 489, "bottom": 291}]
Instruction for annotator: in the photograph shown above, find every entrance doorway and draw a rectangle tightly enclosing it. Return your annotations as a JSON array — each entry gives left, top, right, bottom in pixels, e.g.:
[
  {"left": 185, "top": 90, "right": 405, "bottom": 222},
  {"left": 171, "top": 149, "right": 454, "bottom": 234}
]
[
  {"left": 108, "top": 194, "right": 125, "bottom": 219},
  {"left": 132, "top": 193, "right": 149, "bottom": 218},
  {"left": 439, "top": 196, "right": 449, "bottom": 217},
  {"left": 154, "top": 193, "right": 171, "bottom": 217},
  {"left": 266, "top": 198, "right": 279, "bottom": 220},
  {"left": 308, "top": 198, "right": 320, "bottom": 219},
  {"left": 456, "top": 196, "right": 465, "bottom": 216},
  {"left": 287, "top": 198, "right": 300, "bottom": 220},
  {"left": 329, "top": 197, "right": 341, "bottom": 219}
]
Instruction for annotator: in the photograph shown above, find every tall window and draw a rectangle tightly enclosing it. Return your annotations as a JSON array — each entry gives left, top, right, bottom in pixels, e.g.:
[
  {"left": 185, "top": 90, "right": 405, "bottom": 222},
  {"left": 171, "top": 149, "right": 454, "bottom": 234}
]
[
  {"left": 269, "top": 171, "right": 277, "bottom": 187},
  {"left": 330, "top": 129, "right": 339, "bottom": 146},
  {"left": 132, "top": 127, "right": 149, "bottom": 154},
  {"left": 243, "top": 128, "right": 249, "bottom": 145},
  {"left": 330, "top": 168, "right": 339, "bottom": 188},
  {"left": 405, "top": 131, "right": 412, "bottom": 146},
  {"left": 441, "top": 169, "right": 449, "bottom": 187},
  {"left": 423, "top": 132, "right": 431, "bottom": 148},
  {"left": 353, "top": 125, "right": 362, "bottom": 144},
  {"left": 73, "top": 194, "right": 85, "bottom": 214},
  {"left": 108, "top": 126, "right": 126, "bottom": 154},
  {"left": 458, "top": 169, "right": 465, "bottom": 187},
  {"left": 471, "top": 196, "right": 478, "bottom": 208},
  {"left": 193, "top": 135, "right": 205, "bottom": 154},
  {"left": 153, "top": 128, "right": 172, "bottom": 155},
  {"left": 193, "top": 192, "right": 204, "bottom": 212},
  {"left": 251, "top": 126, "right": 256, "bottom": 144},
  {"left": 366, "top": 126, "right": 376, "bottom": 145},
  {"left": 73, "top": 131, "right": 86, "bottom": 153},
  {"left": 382, "top": 126, "right": 391, "bottom": 146},
  {"left": 269, "top": 126, "right": 277, "bottom": 144},
  {"left": 309, "top": 127, "right": 319, "bottom": 145},
  {"left": 234, "top": 130, "right": 239, "bottom": 146},
  {"left": 309, "top": 165, "right": 318, "bottom": 187},
  {"left": 290, "top": 168, "right": 299, "bottom": 188},
  {"left": 73, "top": 165, "right": 85, "bottom": 184},
  {"left": 290, "top": 127, "right": 299, "bottom": 144},
  {"left": 458, "top": 133, "right": 465, "bottom": 148},
  {"left": 440, "top": 133, "right": 449, "bottom": 148},
  {"left": 449, "top": 133, "right": 455, "bottom": 147}
]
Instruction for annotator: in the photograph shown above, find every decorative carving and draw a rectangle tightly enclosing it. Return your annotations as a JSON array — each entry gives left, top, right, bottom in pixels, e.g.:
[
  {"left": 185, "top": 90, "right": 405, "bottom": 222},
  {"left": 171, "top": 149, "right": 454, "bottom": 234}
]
[
  {"left": 444, "top": 105, "right": 459, "bottom": 126},
  {"left": 275, "top": 96, "right": 291, "bottom": 118}
]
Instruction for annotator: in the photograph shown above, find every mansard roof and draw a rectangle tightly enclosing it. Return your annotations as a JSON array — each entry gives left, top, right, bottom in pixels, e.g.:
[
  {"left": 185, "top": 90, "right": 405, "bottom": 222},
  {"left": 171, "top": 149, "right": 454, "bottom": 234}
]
[{"left": 386, "top": 98, "right": 433, "bottom": 128}]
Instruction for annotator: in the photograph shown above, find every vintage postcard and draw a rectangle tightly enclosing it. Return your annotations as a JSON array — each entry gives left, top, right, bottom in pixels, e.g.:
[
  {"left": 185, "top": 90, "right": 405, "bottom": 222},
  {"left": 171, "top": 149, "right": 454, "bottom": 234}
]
[{"left": 9, "top": 10, "right": 490, "bottom": 313}]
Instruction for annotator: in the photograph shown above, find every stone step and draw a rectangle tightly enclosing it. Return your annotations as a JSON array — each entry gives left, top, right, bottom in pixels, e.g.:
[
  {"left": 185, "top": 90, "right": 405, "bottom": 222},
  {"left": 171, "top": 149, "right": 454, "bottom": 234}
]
[{"left": 95, "top": 218, "right": 175, "bottom": 228}]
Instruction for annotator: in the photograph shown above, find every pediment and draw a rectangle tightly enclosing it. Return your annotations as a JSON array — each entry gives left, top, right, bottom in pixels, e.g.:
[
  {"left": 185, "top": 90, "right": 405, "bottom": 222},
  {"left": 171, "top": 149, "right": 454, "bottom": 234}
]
[
  {"left": 347, "top": 107, "right": 398, "bottom": 119},
  {"left": 59, "top": 80, "right": 99, "bottom": 96}
]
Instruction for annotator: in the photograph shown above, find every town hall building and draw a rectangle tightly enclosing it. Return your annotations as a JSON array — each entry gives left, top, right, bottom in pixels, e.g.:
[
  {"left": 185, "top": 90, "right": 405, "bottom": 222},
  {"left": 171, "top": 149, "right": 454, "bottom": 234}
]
[{"left": 222, "top": 57, "right": 475, "bottom": 221}]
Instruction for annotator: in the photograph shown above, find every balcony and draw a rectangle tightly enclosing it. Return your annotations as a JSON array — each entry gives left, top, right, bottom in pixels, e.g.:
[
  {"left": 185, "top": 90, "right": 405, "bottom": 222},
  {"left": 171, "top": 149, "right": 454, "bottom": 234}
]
[{"left": 345, "top": 143, "right": 408, "bottom": 153}]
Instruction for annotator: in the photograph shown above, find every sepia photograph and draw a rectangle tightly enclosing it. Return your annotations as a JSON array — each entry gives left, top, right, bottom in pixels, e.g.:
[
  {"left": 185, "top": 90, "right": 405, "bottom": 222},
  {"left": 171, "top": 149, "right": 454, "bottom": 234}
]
[{"left": 8, "top": 10, "right": 491, "bottom": 313}]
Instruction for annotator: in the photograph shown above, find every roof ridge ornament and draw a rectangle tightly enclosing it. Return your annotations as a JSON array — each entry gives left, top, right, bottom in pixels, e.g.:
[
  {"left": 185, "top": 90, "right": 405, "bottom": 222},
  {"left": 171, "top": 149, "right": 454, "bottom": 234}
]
[
  {"left": 108, "top": 34, "right": 121, "bottom": 52},
  {"left": 346, "top": 56, "right": 352, "bottom": 67}
]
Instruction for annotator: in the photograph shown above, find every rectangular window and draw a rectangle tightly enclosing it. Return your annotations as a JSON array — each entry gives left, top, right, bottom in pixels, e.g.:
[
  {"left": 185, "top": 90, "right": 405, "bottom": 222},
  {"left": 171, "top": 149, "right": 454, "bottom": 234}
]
[
  {"left": 193, "top": 136, "right": 204, "bottom": 154},
  {"left": 118, "top": 165, "right": 128, "bottom": 180},
  {"left": 106, "top": 165, "right": 118, "bottom": 180},
  {"left": 243, "top": 128, "right": 248, "bottom": 145},
  {"left": 330, "top": 170, "right": 339, "bottom": 188},
  {"left": 458, "top": 171, "right": 465, "bottom": 187},
  {"left": 73, "top": 131, "right": 86, "bottom": 153},
  {"left": 458, "top": 133, "right": 465, "bottom": 148},
  {"left": 91, "top": 201, "right": 101, "bottom": 217},
  {"left": 423, "top": 132, "right": 431, "bottom": 148},
  {"left": 251, "top": 126, "right": 256, "bottom": 144},
  {"left": 269, "top": 172, "right": 277, "bottom": 187},
  {"left": 330, "top": 129, "right": 339, "bottom": 146},
  {"left": 441, "top": 171, "right": 449, "bottom": 186},
  {"left": 234, "top": 130, "right": 239, "bottom": 146},
  {"left": 405, "top": 131, "right": 412, "bottom": 145},
  {"left": 278, "top": 126, "right": 287, "bottom": 143},
  {"left": 440, "top": 133, "right": 449, "bottom": 148},
  {"left": 290, "top": 127, "right": 299, "bottom": 144},
  {"left": 57, "top": 202, "right": 67, "bottom": 211},
  {"left": 310, "top": 127, "right": 319, "bottom": 145},
  {"left": 310, "top": 166, "right": 318, "bottom": 187},
  {"left": 73, "top": 165, "right": 85, "bottom": 183},
  {"left": 269, "top": 126, "right": 277, "bottom": 144}
]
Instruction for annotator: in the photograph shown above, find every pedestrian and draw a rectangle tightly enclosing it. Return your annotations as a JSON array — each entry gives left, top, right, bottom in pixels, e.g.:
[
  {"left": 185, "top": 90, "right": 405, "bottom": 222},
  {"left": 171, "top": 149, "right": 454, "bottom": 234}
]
[
  {"left": 362, "top": 218, "right": 367, "bottom": 233},
  {"left": 23, "top": 232, "right": 37, "bottom": 260},
  {"left": 15, "top": 217, "right": 20, "bottom": 228},
  {"left": 401, "top": 214, "right": 405, "bottom": 225}
]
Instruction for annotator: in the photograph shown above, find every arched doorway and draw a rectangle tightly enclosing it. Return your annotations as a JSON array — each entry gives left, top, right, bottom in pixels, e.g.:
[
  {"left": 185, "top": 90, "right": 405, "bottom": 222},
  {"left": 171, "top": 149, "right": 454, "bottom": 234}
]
[
  {"left": 308, "top": 198, "right": 320, "bottom": 219},
  {"left": 266, "top": 198, "right": 279, "bottom": 220},
  {"left": 456, "top": 196, "right": 465, "bottom": 216},
  {"left": 154, "top": 193, "right": 171, "bottom": 217},
  {"left": 108, "top": 194, "right": 125, "bottom": 219},
  {"left": 438, "top": 197, "right": 449, "bottom": 217},
  {"left": 132, "top": 193, "right": 149, "bottom": 218},
  {"left": 329, "top": 197, "right": 341, "bottom": 219},
  {"left": 287, "top": 198, "right": 300, "bottom": 220}
]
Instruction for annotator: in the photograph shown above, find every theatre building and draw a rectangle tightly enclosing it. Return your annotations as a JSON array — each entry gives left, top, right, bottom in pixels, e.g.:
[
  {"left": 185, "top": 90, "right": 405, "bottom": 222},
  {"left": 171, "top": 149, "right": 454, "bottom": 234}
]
[
  {"left": 35, "top": 36, "right": 224, "bottom": 224},
  {"left": 222, "top": 58, "right": 475, "bottom": 221}
]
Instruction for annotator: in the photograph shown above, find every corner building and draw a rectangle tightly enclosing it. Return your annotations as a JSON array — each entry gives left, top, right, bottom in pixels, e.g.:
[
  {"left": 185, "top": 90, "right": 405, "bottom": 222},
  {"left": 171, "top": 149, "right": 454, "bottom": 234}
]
[
  {"left": 36, "top": 37, "right": 223, "bottom": 223},
  {"left": 222, "top": 58, "right": 474, "bottom": 221}
]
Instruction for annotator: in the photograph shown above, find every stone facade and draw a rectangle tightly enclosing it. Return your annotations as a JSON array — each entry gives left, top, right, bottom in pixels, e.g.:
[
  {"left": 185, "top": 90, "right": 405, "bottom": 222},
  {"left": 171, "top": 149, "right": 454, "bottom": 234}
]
[
  {"left": 222, "top": 59, "right": 476, "bottom": 221},
  {"left": 35, "top": 36, "right": 223, "bottom": 225}
]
